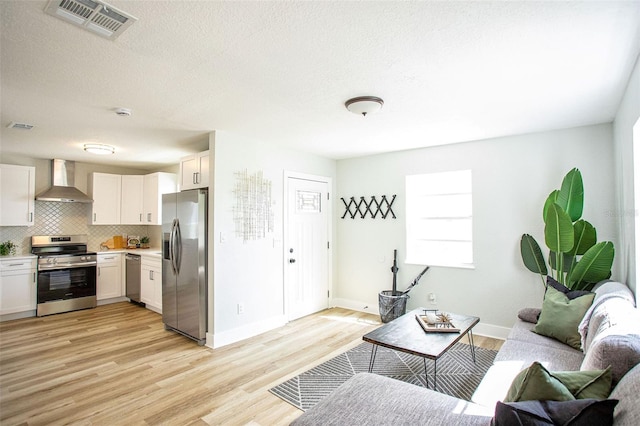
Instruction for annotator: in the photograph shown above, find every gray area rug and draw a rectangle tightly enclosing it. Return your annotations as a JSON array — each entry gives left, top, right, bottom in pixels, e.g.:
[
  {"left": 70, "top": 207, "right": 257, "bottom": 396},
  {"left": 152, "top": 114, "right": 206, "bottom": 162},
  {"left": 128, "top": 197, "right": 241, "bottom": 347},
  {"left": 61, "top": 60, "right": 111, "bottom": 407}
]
[{"left": 269, "top": 341, "right": 497, "bottom": 411}]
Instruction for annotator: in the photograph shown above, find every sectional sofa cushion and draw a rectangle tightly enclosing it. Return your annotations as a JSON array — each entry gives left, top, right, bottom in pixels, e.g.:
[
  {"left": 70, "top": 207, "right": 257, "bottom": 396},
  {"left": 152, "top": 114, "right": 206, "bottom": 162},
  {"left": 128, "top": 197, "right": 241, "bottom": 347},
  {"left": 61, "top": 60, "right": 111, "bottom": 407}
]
[
  {"left": 493, "top": 399, "right": 618, "bottom": 426},
  {"left": 290, "top": 372, "right": 493, "bottom": 426},
  {"left": 578, "top": 281, "right": 637, "bottom": 352},
  {"left": 534, "top": 286, "right": 595, "bottom": 349},
  {"left": 609, "top": 363, "right": 640, "bottom": 425},
  {"left": 581, "top": 334, "right": 640, "bottom": 385},
  {"left": 472, "top": 340, "right": 585, "bottom": 408},
  {"left": 508, "top": 321, "right": 586, "bottom": 353},
  {"left": 504, "top": 362, "right": 611, "bottom": 403}
]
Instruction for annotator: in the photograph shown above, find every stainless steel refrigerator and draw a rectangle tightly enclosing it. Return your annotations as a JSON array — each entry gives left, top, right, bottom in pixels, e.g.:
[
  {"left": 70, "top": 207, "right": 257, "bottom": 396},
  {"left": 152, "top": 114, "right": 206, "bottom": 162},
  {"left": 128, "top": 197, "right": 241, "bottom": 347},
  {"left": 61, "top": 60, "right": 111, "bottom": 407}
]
[{"left": 162, "top": 189, "right": 208, "bottom": 345}]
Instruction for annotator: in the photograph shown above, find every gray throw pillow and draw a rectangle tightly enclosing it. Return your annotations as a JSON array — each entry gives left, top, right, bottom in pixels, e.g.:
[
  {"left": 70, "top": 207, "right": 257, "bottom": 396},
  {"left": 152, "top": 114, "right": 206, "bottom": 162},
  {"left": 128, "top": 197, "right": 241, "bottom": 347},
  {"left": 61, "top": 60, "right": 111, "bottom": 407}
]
[
  {"left": 518, "top": 308, "right": 541, "bottom": 324},
  {"left": 609, "top": 363, "right": 640, "bottom": 425}
]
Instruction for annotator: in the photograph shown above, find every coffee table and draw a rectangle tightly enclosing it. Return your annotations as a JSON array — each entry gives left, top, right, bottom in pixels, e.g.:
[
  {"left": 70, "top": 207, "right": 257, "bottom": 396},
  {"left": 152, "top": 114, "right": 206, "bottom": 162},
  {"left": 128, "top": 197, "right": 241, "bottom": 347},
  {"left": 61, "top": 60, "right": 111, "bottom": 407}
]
[{"left": 363, "top": 307, "right": 480, "bottom": 390}]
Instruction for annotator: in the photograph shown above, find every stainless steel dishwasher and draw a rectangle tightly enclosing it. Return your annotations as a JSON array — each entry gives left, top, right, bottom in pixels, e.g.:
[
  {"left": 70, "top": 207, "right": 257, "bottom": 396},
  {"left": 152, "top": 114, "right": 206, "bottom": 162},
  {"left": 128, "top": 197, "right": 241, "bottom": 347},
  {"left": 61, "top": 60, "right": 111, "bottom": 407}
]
[{"left": 125, "top": 254, "right": 141, "bottom": 303}]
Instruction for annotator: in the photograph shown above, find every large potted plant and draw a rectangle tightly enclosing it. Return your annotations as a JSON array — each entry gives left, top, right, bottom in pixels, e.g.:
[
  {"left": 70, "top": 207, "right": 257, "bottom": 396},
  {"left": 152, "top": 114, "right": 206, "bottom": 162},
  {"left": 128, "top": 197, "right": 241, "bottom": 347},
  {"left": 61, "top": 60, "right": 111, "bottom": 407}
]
[{"left": 520, "top": 168, "right": 614, "bottom": 291}]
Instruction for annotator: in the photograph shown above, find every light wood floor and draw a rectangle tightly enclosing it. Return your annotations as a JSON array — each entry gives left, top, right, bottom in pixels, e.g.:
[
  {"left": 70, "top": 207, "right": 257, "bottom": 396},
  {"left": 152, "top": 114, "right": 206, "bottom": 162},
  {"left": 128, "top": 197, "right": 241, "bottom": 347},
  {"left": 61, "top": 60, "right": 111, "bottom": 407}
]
[{"left": 0, "top": 302, "right": 503, "bottom": 425}]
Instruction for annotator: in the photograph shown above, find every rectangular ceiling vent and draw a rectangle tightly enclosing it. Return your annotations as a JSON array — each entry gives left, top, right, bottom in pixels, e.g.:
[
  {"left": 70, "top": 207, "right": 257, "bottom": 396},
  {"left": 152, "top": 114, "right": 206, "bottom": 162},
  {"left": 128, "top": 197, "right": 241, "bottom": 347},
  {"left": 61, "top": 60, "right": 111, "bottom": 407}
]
[
  {"left": 7, "top": 122, "right": 35, "bottom": 130},
  {"left": 44, "top": 0, "right": 137, "bottom": 40}
]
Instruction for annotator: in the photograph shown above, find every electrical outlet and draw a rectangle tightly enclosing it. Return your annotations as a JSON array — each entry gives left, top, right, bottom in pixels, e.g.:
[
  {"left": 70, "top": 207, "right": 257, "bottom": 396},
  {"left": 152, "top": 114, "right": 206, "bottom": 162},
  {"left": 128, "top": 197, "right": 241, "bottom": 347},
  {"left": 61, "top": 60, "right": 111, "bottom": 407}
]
[{"left": 237, "top": 303, "right": 245, "bottom": 314}]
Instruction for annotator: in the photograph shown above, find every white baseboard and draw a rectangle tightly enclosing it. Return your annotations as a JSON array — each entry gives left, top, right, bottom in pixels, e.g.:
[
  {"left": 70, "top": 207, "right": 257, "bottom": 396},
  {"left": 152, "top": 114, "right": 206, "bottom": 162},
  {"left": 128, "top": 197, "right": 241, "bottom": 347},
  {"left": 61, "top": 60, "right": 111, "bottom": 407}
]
[
  {"left": 472, "top": 323, "right": 510, "bottom": 341},
  {"left": 331, "top": 297, "right": 380, "bottom": 315},
  {"left": 211, "top": 314, "right": 288, "bottom": 348},
  {"left": 1, "top": 309, "right": 36, "bottom": 322},
  {"left": 331, "top": 298, "right": 509, "bottom": 341},
  {"left": 97, "top": 296, "right": 128, "bottom": 306}
]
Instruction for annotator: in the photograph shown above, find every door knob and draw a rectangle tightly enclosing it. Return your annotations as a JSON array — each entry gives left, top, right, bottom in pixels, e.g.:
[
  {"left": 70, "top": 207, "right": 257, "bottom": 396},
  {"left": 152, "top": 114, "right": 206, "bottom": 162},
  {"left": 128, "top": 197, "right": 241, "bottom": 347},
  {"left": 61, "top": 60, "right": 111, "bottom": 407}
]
[{"left": 289, "top": 258, "right": 296, "bottom": 263}]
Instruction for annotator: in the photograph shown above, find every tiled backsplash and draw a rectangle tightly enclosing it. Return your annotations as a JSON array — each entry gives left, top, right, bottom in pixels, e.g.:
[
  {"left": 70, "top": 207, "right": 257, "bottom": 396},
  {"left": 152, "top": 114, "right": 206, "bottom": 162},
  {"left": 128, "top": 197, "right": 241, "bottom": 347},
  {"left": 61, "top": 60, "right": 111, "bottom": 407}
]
[{"left": 0, "top": 201, "right": 161, "bottom": 254}]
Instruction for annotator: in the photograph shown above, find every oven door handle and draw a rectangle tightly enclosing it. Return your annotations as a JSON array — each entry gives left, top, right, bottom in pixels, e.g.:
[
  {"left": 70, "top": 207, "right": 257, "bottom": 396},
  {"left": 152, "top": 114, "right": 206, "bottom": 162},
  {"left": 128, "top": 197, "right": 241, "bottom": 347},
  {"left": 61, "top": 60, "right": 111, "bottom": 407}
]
[{"left": 38, "top": 261, "right": 97, "bottom": 270}]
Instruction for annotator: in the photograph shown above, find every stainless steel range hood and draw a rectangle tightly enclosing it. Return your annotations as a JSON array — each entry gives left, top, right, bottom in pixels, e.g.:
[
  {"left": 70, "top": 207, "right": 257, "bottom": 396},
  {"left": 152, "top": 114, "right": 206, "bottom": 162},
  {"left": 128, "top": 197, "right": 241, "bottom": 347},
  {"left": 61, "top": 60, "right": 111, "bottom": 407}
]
[{"left": 36, "top": 159, "right": 93, "bottom": 203}]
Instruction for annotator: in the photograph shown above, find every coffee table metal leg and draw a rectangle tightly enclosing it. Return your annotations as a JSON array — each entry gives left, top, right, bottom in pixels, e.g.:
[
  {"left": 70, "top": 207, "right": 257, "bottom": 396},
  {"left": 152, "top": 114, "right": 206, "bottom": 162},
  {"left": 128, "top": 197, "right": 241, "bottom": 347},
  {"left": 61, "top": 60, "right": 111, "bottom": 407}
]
[
  {"left": 368, "top": 345, "right": 378, "bottom": 373},
  {"left": 423, "top": 358, "right": 429, "bottom": 389},
  {"left": 433, "top": 359, "right": 438, "bottom": 391},
  {"left": 468, "top": 329, "right": 477, "bottom": 363}
]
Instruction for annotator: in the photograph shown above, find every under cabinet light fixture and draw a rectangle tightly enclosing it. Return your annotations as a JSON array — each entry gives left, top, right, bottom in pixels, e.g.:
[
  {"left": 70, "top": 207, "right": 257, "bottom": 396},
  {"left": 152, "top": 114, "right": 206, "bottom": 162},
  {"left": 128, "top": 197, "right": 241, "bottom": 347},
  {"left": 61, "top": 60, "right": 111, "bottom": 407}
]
[{"left": 84, "top": 143, "right": 115, "bottom": 155}]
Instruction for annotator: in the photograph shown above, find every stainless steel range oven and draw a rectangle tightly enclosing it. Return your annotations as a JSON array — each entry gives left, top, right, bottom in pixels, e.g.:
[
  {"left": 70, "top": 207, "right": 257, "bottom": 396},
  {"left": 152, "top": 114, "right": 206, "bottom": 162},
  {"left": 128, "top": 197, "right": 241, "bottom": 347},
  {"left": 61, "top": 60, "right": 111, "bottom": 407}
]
[{"left": 31, "top": 235, "right": 97, "bottom": 316}]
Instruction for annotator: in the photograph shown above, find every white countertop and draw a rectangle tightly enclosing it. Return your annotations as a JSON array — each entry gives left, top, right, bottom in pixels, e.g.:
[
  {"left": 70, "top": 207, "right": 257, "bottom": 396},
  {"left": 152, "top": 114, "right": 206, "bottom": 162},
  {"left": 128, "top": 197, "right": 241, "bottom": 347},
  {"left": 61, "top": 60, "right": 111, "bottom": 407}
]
[
  {"left": 96, "top": 249, "right": 162, "bottom": 258},
  {"left": 0, "top": 254, "right": 37, "bottom": 261}
]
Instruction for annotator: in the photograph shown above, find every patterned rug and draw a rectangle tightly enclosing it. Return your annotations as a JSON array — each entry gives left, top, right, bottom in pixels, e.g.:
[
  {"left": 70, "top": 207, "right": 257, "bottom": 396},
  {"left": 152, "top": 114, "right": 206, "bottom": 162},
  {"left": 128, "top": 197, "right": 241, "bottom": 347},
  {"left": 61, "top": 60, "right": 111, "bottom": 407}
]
[{"left": 269, "top": 341, "right": 497, "bottom": 411}]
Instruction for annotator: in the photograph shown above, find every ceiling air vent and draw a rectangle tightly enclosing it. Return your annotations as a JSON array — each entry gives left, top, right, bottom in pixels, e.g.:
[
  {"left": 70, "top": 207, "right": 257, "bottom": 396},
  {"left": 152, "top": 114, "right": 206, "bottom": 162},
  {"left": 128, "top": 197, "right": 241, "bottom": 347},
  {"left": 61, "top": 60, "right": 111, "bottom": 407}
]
[
  {"left": 44, "top": 0, "right": 137, "bottom": 40},
  {"left": 7, "top": 122, "right": 34, "bottom": 130}
]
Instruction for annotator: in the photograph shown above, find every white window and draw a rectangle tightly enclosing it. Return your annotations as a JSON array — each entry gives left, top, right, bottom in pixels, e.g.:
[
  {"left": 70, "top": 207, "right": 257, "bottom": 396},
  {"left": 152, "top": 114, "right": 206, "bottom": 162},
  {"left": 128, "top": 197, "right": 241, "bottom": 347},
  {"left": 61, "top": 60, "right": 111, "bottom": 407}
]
[{"left": 405, "top": 170, "right": 473, "bottom": 268}]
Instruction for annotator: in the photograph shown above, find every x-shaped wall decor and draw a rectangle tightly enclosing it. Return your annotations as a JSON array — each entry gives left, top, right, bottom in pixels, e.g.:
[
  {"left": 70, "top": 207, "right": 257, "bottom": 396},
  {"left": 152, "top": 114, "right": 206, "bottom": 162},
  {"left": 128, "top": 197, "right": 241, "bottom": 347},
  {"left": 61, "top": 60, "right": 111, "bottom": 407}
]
[{"left": 340, "top": 195, "right": 397, "bottom": 219}]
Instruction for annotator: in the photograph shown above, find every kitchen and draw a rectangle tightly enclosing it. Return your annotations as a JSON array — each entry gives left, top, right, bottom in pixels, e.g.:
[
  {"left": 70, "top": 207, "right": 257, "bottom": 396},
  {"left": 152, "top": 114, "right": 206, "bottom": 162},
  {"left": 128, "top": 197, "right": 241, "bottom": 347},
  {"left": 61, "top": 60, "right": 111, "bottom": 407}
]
[{"left": 0, "top": 153, "right": 209, "bottom": 344}]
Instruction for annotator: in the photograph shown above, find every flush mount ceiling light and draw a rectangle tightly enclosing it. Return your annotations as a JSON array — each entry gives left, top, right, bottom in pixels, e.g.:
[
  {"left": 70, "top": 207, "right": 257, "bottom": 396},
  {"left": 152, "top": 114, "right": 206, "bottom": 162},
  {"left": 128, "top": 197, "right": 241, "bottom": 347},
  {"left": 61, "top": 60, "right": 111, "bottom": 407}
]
[
  {"left": 345, "top": 96, "right": 384, "bottom": 116},
  {"left": 84, "top": 143, "right": 115, "bottom": 155},
  {"left": 114, "top": 107, "right": 131, "bottom": 116}
]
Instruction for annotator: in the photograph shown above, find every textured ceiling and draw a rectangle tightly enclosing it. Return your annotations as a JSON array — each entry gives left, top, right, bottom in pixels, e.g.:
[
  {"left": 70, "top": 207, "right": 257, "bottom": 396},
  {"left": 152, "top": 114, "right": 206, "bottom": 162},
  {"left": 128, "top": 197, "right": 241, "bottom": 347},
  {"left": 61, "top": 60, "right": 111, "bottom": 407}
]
[{"left": 1, "top": 1, "right": 639, "bottom": 170}]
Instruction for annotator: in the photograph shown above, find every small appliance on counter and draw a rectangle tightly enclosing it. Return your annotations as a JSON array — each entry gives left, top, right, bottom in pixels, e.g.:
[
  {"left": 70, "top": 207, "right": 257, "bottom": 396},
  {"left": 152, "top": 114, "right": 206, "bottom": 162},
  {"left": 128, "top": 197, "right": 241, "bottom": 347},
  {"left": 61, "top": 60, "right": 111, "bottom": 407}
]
[{"left": 127, "top": 236, "right": 140, "bottom": 248}]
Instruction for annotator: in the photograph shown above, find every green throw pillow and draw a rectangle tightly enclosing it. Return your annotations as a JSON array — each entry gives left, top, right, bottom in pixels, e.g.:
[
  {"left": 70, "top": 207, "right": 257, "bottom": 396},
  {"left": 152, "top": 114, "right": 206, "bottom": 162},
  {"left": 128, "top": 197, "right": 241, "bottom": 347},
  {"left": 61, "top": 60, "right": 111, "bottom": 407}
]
[
  {"left": 504, "top": 362, "right": 612, "bottom": 403},
  {"left": 553, "top": 367, "right": 612, "bottom": 399},
  {"left": 533, "top": 286, "right": 595, "bottom": 349},
  {"left": 504, "top": 362, "right": 575, "bottom": 402}
]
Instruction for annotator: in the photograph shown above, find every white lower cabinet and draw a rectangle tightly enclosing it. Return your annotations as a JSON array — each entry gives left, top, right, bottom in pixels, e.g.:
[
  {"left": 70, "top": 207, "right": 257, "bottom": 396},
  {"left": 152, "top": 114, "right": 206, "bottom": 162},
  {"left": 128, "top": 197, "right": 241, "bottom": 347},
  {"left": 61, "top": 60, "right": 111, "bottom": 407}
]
[
  {"left": 97, "top": 254, "right": 123, "bottom": 301},
  {"left": 141, "top": 256, "right": 162, "bottom": 313},
  {"left": 0, "top": 258, "right": 37, "bottom": 315}
]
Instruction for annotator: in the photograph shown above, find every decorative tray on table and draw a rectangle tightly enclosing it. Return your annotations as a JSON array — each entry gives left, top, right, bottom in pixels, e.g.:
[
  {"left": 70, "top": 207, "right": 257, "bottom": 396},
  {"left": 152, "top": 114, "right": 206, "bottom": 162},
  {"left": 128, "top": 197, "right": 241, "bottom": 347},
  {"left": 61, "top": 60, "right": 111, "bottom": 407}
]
[{"left": 415, "top": 312, "right": 460, "bottom": 333}]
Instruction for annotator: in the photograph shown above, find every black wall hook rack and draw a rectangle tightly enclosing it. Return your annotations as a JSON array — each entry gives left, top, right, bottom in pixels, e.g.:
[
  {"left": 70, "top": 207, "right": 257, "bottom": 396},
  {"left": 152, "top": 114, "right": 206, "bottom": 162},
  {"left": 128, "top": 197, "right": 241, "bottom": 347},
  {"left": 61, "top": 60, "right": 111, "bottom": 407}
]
[{"left": 341, "top": 195, "right": 396, "bottom": 219}]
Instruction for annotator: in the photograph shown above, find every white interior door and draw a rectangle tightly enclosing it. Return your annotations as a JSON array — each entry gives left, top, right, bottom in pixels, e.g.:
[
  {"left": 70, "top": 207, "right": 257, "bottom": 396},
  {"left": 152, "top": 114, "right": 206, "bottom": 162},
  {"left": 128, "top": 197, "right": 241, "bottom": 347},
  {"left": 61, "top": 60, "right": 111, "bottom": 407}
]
[{"left": 285, "top": 176, "right": 330, "bottom": 321}]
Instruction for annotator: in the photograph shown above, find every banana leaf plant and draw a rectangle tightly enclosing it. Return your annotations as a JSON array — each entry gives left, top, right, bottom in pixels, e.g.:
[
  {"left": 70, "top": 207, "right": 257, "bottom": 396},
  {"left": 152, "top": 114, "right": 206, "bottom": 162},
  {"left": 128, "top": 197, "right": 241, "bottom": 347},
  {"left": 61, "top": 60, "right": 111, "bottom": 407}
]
[{"left": 520, "top": 168, "right": 614, "bottom": 291}]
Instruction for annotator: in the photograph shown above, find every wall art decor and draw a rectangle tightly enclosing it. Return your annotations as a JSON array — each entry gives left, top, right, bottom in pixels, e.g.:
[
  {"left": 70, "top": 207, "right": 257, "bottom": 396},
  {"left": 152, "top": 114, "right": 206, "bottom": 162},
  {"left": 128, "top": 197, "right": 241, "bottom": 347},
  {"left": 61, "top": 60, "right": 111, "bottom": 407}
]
[
  {"left": 233, "top": 169, "right": 274, "bottom": 241},
  {"left": 341, "top": 195, "right": 396, "bottom": 219}
]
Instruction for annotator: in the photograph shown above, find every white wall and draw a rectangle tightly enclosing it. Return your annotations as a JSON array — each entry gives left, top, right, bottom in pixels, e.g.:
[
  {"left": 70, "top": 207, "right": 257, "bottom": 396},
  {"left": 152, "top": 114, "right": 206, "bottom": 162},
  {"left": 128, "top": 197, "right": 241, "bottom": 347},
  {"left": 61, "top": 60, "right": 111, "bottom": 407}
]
[
  {"left": 613, "top": 53, "right": 640, "bottom": 298},
  {"left": 335, "top": 124, "right": 617, "bottom": 338},
  {"left": 209, "top": 131, "right": 336, "bottom": 347}
]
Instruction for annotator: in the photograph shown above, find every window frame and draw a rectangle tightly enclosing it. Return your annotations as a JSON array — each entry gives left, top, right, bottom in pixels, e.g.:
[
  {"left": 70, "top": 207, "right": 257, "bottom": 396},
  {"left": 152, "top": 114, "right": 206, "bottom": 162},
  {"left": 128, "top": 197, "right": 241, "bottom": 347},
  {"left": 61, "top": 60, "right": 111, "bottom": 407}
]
[{"left": 405, "top": 169, "right": 474, "bottom": 269}]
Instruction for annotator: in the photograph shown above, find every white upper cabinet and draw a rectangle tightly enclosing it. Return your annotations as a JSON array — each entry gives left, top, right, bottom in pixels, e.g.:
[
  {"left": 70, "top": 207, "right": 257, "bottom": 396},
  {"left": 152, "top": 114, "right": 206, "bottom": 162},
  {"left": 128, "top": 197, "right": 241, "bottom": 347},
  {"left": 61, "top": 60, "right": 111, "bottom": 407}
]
[
  {"left": 89, "top": 173, "right": 122, "bottom": 225},
  {"left": 121, "top": 175, "right": 144, "bottom": 224},
  {"left": 143, "top": 172, "right": 177, "bottom": 225},
  {"left": 0, "top": 164, "right": 35, "bottom": 226},
  {"left": 89, "top": 172, "right": 176, "bottom": 225},
  {"left": 179, "top": 150, "right": 209, "bottom": 190}
]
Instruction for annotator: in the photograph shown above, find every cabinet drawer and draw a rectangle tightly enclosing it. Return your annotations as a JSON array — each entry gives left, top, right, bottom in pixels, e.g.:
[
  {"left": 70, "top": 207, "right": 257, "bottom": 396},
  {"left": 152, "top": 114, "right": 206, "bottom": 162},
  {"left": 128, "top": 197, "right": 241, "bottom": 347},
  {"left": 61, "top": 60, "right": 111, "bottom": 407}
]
[
  {"left": 0, "top": 259, "right": 37, "bottom": 272},
  {"left": 98, "top": 254, "right": 121, "bottom": 265}
]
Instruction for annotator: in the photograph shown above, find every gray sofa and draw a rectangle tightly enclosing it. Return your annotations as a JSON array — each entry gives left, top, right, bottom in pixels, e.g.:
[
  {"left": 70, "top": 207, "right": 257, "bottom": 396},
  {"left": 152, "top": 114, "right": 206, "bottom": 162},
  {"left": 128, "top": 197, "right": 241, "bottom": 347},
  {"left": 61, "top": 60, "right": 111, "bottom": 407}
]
[{"left": 292, "top": 281, "right": 640, "bottom": 425}]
